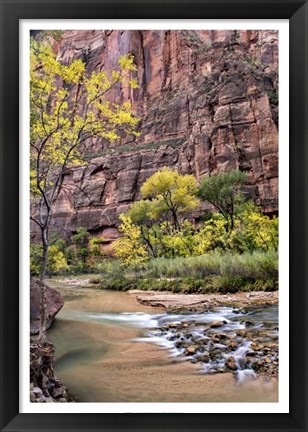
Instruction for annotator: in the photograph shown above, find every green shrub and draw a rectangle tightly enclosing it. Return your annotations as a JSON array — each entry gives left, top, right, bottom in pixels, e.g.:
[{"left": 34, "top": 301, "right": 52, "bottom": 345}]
[
  {"left": 97, "top": 249, "right": 278, "bottom": 293},
  {"left": 30, "top": 241, "right": 69, "bottom": 276},
  {"left": 47, "top": 244, "right": 69, "bottom": 274},
  {"left": 30, "top": 243, "right": 43, "bottom": 275}
]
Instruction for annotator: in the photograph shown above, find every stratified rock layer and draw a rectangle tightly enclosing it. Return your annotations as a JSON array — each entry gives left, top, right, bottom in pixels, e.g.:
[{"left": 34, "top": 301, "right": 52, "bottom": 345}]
[{"left": 33, "top": 30, "right": 279, "bottom": 239}]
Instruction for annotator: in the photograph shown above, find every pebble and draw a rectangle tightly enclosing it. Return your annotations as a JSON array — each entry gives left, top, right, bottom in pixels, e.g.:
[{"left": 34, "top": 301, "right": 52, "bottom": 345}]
[
  {"left": 30, "top": 384, "right": 70, "bottom": 403},
  {"left": 52, "top": 387, "right": 64, "bottom": 398},
  {"left": 186, "top": 345, "right": 198, "bottom": 355},
  {"left": 210, "top": 321, "right": 224, "bottom": 328},
  {"left": 228, "top": 341, "right": 238, "bottom": 349},
  {"left": 236, "top": 330, "right": 246, "bottom": 337},
  {"left": 251, "top": 343, "right": 262, "bottom": 351},
  {"left": 225, "top": 357, "right": 238, "bottom": 371},
  {"left": 169, "top": 322, "right": 179, "bottom": 329}
]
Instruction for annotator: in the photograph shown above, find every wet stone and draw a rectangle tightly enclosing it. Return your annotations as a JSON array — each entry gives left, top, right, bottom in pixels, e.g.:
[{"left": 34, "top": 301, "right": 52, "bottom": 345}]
[
  {"left": 210, "top": 320, "right": 226, "bottom": 328},
  {"left": 169, "top": 322, "right": 179, "bottom": 329},
  {"left": 225, "top": 357, "right": 238, "bottom": 371},
  {"left": 228, "top": 340, "right": 239, "bottom": 349},
  {"left": 196, "top": 352, "right": 210, "bottom": 362},
  {"left": 251, "top": 343, "right": 262, "bottom": 351},
  {"left": 186, "top": 345, "right": 198, "bottom": 355},
  {"left": 246, "top": 350, "right": 257, "bottom": 357},
  {"left": 245, "top": 320, "right": 254, "bottom": 326},
  {"left": 236, "top": 330, "right": 246, "bottom": 337}
]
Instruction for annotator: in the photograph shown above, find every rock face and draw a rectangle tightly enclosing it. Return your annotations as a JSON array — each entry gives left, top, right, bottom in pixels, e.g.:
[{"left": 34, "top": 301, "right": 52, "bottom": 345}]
[
  {"left": 32, "top": 30, "right": 278, "bottom": 240},
  {"left": 30, "top": 278, "right": 64, "bottom": 335}
]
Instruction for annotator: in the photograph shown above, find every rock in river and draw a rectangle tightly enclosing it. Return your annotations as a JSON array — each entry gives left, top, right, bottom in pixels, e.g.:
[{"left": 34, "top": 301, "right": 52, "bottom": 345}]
[
  {"left": 30, "top": 278, "right": 64, "bottom": 335},
  {"left": 225, "top": 357, "right": 238, "bottom": 371},
  {"left": 210, "top": 320, "right": 226, "bottom": 328}
]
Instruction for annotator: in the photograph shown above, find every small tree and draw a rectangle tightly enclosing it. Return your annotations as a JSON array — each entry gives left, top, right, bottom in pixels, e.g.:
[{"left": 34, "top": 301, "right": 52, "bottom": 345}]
[
  {"left": 113, "top": 214, "right": 149, "bottom": 266},
  {"left": 127, "top": 200, "right": 160, "bottom": 258},
  {"left": 30, "top": 37, "right": 139, "bottom": 339},
  {"left": 140, "top": 167, "right": 199, "bottom": 231},
  {"left": 197, "top": 170, "right": 247, "bottom": 232}
]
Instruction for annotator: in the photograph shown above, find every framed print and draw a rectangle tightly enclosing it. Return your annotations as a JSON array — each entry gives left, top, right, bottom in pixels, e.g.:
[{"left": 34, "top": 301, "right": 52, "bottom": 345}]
[{"left": 0, "top": 0, "right": 307, "bottom": 431}]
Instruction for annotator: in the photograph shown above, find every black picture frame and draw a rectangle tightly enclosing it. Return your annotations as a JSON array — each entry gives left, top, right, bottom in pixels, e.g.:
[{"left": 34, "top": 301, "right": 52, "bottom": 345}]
[{"left": 1, "top": 0, "right": 307, "bottom": 431}]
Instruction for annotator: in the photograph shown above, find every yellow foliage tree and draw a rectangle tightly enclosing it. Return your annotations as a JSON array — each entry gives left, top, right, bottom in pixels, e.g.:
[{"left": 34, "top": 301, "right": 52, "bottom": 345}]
[
  {"left": 113, "top": 215, "right": 149, "bottom": 266},
  {"left": 236, "top": 206, "right": 278, "bottom": 251},
  {"left": 47, "top": 244, "right": 70, "bottom": 273},
  {"left": 192, "top": 217, "right": 227, "bottom": 255},
  {"left": 30, "top": 37, "right": 139, "bottom": 339},
  {"left": 140, "top": 167, "right": 199, "bottom": 231}
]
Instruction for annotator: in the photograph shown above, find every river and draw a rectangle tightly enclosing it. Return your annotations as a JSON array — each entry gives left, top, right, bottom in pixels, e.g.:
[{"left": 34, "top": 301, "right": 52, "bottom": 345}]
[{"left": 48, "top": 278, "right": 278, "bottom": 403}]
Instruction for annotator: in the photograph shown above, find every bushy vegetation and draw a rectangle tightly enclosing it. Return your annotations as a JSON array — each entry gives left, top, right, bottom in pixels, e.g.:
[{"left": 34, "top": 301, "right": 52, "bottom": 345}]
[
  {"left": 113, "top": 168, "right": 278, "bottom": 265},
  {"left": 98, "top": 251, "right": 278, "bottom": 294},
  {"left": 106, "top": 168, "right": 278, "bottom": 293},
  {"left": 31, "top": 168, "right": 279, "bottom": 294},
  {"left": 144, "top": 250, "right": 278, "bottom": 280},
  {"left": 30, "top": 227, "right": 108, "bottom": 276}
]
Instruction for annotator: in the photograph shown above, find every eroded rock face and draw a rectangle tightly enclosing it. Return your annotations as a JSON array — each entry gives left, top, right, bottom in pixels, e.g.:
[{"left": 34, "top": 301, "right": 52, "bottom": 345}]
[
  {"left": 32, "top": 30, "right": 278, "bottom": 238},
  {"left": 30, "top": 278, "right": 64, "bottom": 335}
]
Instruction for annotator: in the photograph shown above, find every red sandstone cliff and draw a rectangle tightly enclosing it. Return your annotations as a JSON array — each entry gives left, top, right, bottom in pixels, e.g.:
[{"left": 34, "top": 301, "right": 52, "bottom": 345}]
[{"left": 32, "top": 30, "right": 278, "bottom": 241}]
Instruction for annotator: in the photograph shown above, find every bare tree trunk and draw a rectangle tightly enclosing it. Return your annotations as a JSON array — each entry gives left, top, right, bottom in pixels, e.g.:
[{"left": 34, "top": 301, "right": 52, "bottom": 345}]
[
  {"left": 40, "top": 230, "right": 49, "bottom": 281},
  {"left": 171, "top": 208, "right": 180, "bottom": 232},
  {"left": 38, "top": 226, "right": 49, "bottom": 341},
  {"left": 140, "top": 226, "right": 157, "bottom": 258}
]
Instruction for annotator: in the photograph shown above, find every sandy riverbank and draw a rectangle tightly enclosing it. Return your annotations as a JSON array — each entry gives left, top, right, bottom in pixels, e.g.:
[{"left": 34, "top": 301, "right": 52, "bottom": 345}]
[{"left": 131, "top": 289, "right": 278, "bottom": 311}]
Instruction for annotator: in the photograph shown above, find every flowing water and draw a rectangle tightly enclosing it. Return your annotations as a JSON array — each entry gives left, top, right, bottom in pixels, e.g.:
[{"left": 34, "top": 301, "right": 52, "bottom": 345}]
[{"left": 48, "top": 278, "right": 278, "bottom": 403}]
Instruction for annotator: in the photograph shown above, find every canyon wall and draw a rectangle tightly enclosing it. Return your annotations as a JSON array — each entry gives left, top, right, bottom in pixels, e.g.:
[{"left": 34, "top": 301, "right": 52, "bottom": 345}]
[{"left": 34, "top": 30, "right": 279, "bottom": 241}]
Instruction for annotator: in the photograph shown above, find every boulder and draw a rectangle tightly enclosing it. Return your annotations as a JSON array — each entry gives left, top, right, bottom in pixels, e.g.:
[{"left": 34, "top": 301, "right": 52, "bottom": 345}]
[{"left": 30, "top": 278, "right": 64, "bottom": 335}]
